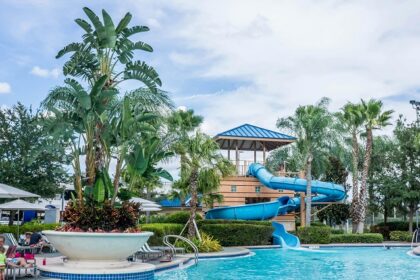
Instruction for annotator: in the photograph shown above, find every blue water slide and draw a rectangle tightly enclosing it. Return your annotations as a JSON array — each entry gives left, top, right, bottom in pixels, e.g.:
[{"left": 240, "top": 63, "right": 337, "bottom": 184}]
[
  {"left": 205, "top": 163, "right": 346, "bottom": 247},
  {"left": 272, "top": 221, "right": 300, "bottom": 247}
]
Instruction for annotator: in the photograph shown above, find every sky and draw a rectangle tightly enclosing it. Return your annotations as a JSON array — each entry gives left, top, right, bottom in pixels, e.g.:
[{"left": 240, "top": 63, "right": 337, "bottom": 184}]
[{"left": 0, "top": 0, "right": 419, "bottom": 138}]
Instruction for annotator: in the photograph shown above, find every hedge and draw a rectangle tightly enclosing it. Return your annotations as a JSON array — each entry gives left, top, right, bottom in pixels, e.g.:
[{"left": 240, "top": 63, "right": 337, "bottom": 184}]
[
  {"left": 0, "top": 223, "right": 59, "bottom": 238},
  {"left": 197, "top": 219, "right": 272, "bottom": 226},
  {"left": 164, "top": 211, "right": 202, "bottom": 224},
  {"left": 331, "top": 229, "right": 345, "bottom": 234},
  {"left": 199, "top": 224, "right": 273, "bottom": 246},
  {"left": 296, "top": 226, "right": 331, "bottom": 244},
  {"left": 371, "top": 221, "right": 409, "bottom": 240},
  {"left": 140, "top": 223, "right": 183, "bottom": 246},
  {"left": 389, "top": 231, "right": 412, "bottom": 242},
  {"left": 330, "top": 233, "right": 383, "bottom": 243}
]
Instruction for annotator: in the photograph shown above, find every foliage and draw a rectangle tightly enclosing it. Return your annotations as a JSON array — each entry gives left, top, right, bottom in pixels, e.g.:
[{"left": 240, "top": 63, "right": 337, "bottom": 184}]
[
  {"left": 60, "top": 200, "right": 140, "bottom": 232},
  {"left": 354, "top": 99, "right": 393, "bottom": 233},
  {"left": 317, "top": 204, "right": 350, "bottom": 226},
  {"left": 371, "top": 221, "right": 409, "bottom": 240},
  {"left": 0, "top": 103, "right": 69, "bottom": 198},
  {"left": 41, "top": 7, "right": 174, "bottom": 232},
  {"left": 277, "top": 97, "right": 340, "bottom": 226},
  {"left": 389, "top": 231, "right": 412, "bottom": 242},
  {"left": 0, "top": 224, "right": 59, "bottom": 239},
  {"left": 197, "top": 219, "right": 272, "bottom": 226},
  {"left": 331, "top": 229, "right": 345, "bottom": 234},
  {"left": 175, "top": 232, "right": 222, "bottom": 253},
  {"left": 164, "top": 211, "right": 202, "bottom": 224},
  {"left": 140, "top": 223, "right": 183, "bottom": 246},
  {"left": 329, "top": 233, "right": 383, "bottom": 243},
  {"left": 317, "top": 156, "right": 350, "bottom": 226},
  {"left": 199, "top": 223, "right": 273, "bottom": 246},
  {"left": 296, "top": 226, "right": 332, "bottom": 244},
  {"left": 175, "top": 131, "right": 234, "bottom": 237}
]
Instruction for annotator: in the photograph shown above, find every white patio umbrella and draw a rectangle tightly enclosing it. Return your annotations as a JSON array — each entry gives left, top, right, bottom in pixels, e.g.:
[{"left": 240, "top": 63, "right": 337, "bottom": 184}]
[
  {"left": 0, "top": 199, "right": 46, "bottom": 236},
  {"left": 0, "top": 183, "right": 40, "bottom": 198},
  {"left": 130, "top": 197, "right": 161, "bottom": 208}
]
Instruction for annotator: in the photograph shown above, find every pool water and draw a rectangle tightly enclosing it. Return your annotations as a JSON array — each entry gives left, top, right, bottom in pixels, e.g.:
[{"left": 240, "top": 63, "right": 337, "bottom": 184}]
[{"left": 156, "top": 247, "right": 419, "bottom": 280}]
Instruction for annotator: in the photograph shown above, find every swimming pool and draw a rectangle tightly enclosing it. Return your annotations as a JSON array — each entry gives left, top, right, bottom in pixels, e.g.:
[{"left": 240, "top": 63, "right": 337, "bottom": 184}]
[{"left": 156, "top": 247, "right": 419, "bottom": 280}]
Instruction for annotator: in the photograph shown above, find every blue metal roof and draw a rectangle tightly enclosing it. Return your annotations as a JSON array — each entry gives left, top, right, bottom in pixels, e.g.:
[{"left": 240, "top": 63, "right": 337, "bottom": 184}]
[{"left": 216, "top": 124, "right": 295, "bottom": 140}]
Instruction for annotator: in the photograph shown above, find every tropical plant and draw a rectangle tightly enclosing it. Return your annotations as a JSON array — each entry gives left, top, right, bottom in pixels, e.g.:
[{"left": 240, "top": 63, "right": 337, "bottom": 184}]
[
  {"left": 0, "top": 103, "right": 69, "bottom": 199},
  {"left": 41, "top": 7, "right": 172, "bottom": 232},
  {"left": 340, "top": 102, "right": 365, "bottom": 231},
  {"left": 177, "top": 132, "right": 233, "bottom": 237},
  {"left": 354, "top": 99, "right": 393, "bottom": 233},
  {"left": 277, "top": 97, "right": 338, "bottom": 226}
]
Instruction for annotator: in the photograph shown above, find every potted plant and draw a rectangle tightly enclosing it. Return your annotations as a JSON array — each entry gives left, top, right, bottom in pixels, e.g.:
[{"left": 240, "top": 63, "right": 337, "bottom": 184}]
[{"left": 41, "top": 7, "right": 172, "bottom": 267}]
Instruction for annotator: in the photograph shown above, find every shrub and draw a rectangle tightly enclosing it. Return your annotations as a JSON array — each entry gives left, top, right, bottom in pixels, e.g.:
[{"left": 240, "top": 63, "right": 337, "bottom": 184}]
[
  {"left": 200, "top": 223, "right": 273, "bottom": 246},
  {"left": 165, "top": 211, "right": 202, "bottom": 224},
  {"left": 389, "top": 231, "right": 412, "bottom": 242},
  {"left": 371, "top": 221, "right": 409, "bottom": 240},
  {"left": 0, "top": 223, "right": 59, "bottom": 238},
  {"left": 330, "top": 233, "right": 383, "bottom": 243},
  {"left": 140, "top": 223, "right": 183, "bottom": 246},
  {"left": 331, "top": 229, "right": 345, "bottom": 234},
  {"left": 198, "top": 219, "right": 272, "bottom": 226},
  {"left": 296, "top": 226, "right": 331, "bottom": 244},
  {"left": 175, "top": 232, "right": 222, "bottom": 253}
]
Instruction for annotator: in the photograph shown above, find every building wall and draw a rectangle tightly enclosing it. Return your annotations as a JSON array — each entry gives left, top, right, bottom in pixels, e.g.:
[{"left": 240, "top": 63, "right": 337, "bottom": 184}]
[{"left": 215, "top": 176, "right": 295, "bottom": 206}]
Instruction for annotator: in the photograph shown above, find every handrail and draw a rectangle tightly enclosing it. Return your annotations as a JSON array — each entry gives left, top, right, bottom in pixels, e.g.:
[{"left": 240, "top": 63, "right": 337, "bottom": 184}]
[
  {"left": 411, "top": 228, "right": 419, "bottom": 249},
  {"left": 163, "top": 235, "right": 199, "bottom": 265}
]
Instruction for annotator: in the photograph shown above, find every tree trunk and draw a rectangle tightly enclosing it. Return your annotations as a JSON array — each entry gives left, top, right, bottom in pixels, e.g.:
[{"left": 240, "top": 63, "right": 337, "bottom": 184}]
[
  {"left": 305, "top": 154, "right": 313, "bottom": 227},
  {"left": 111, "top": 156, "right": 123, "bottom": 205},
  {"left": 350, "top": 129, "right": 360, "bottom": 233},
  {"left": 408, "top": 207, "right": 415, "bottom": 233},
  {"left": 188, "top": 170, "right": 199, "bottom": 237},
  {"left": 384, "top": 206, "right": 388, "bottom": 225},
  {"left": 357, "top": 128, "right": 373, "bottom": 233}
]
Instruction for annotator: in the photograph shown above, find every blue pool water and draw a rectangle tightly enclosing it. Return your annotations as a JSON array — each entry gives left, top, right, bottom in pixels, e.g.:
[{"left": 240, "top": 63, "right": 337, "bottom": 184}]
[{"left": 156, "top": 247, "right": 419, "bottom": 280}]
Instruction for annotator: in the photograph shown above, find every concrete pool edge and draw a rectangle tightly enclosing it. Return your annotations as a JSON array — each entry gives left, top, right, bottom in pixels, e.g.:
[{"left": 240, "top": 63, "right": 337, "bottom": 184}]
[{"left": 154, "top": 247, "right": 251, "bottom": 273}]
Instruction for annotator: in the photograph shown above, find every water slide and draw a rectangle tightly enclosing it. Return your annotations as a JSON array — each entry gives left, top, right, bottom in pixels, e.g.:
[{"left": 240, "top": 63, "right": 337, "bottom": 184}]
[{"left": 205, "top": 163, "right": 346, "bottom": 247}]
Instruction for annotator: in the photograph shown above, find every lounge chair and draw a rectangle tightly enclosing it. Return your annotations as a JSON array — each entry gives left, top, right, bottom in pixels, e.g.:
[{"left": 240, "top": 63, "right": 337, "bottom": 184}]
[{"left": 135, "top": 243, "right": 164, "bottom": 262}]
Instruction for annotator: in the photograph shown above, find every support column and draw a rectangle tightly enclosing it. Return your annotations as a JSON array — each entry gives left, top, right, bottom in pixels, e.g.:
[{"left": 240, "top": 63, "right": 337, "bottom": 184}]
[
  {"left": 253, "top": 141, "right": 257, "bottom": 163},
  {"left": 299, "top": 170, "right": 306, "bottom": 227},
  {"left": 262, "top": 143, "right": 266, "bottom": 163},
  {"left": 227, "top": 140, "right": 231, "bottom": 160},
  {"left": 235, "top": 141, "right": 239, "bottom": 174}
]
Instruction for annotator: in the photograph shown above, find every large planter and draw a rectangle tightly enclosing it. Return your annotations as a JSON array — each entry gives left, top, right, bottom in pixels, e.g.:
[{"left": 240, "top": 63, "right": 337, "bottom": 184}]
[{"left": 42, "top": 230, "right": 153, "bottom": 268}]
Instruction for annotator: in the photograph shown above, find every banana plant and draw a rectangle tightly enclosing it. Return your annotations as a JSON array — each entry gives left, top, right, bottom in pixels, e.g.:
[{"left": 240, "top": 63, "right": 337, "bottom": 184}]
[{"left": 56, "top": 7, "right": 161, "bottom": 93}]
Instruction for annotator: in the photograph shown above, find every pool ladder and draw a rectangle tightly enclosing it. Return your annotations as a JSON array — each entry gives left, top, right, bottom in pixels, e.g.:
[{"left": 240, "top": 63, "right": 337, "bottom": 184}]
[
  {"left": 411, "top": 228, "right": 419, "bottom": 249},
  {"left": 163, "top": 235, "right": 199, "bottom": 265}
]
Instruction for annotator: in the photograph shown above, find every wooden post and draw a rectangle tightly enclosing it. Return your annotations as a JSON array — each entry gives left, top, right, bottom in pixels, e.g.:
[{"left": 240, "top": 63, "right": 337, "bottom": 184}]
[
  {"left": 235, "top": 141, "right": 239, "bottom": 174},
  {"left": 262, "top": 143, "right": 266, "bottom": 163},
  {"left": 253, "top": 141, "right": 257, "bottom": 163},
  {"left": 227, "top": 140, "right": 231, "bottom": 160},
  {"left": 299, "top": 170, "right": 306, "bottom": 227}
]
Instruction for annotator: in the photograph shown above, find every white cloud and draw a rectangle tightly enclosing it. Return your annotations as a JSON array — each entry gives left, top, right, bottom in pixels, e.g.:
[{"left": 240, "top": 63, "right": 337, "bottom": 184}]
[
  {"left": 30, "top": 66, "right": 60, "bottom": 78},
  {"left": 152, "top": 0, "right": 420, "bottom": 136},
  {"left": 0, "top": 82, "right": 11, "bottom": 94}
]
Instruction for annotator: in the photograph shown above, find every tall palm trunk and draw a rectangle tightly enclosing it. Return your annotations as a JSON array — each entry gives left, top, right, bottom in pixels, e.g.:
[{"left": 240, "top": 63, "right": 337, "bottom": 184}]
[
  {"left": 357, "top": 127, "right": 373, "bottom": 233},
  {"left": 408, "top": 205, "right": 416, "bottom": 233},
  {"left": 188, "top": 170, "right": 199, "bottom": 237},
  {"left": 350, "top": 129, "right": 360, "bottom": 233},
  {"left": 305, "top": 153, "right": 313, "bottom": 226}
]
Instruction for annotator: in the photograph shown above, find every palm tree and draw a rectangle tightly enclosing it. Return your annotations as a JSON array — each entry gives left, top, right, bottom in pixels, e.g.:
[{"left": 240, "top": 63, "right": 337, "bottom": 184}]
[
  {"left": 179, "top": 132, "right": 233, "bottom": 237},
  {"left": 354, "top": 99, "right": 393, "bottom": 233},
  {"left": 277, "top": 97, "right": 336, "bottom": 226},
  {"left": 341, "top": 102, "right": 365, "bottom": 232}
]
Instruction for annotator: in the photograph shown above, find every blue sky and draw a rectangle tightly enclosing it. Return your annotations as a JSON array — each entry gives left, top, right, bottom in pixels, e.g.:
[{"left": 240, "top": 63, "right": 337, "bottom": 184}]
[{"left": 0, "top": 0, "right": 419, "bottom": 137}]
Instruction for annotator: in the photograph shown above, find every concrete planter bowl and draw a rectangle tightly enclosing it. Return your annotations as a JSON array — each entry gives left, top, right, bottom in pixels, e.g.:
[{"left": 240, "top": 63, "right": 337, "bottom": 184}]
[{"left": 42, "top": 230, "right": 153, "bottom": 268}]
